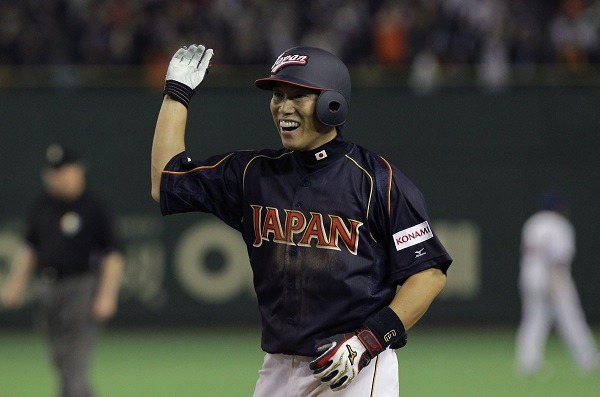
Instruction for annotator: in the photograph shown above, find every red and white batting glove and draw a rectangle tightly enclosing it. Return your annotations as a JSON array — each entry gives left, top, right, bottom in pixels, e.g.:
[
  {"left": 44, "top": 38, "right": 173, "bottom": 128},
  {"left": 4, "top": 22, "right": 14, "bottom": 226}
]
[
  {"left": 309, "top": 330, "right": 381, "bottom": 391},
  {"left": 163, "top": 44, "right": 214, "bottom": 108},
  {"left": 309, "top": 307, "right": 407, "bottom": 391}
]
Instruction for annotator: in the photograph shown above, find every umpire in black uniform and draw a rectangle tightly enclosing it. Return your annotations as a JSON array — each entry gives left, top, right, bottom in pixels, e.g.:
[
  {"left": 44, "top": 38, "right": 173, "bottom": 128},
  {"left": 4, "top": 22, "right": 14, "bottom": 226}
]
[{"left": 1, "top": 143, "right": 124, "bottom": 397}]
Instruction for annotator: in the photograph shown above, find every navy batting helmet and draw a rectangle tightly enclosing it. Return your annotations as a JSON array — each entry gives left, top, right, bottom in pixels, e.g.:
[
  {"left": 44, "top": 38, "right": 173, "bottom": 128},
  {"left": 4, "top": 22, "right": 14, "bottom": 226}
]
[{"left": 255, "top": 46, "right": 351, "bottom": 127}]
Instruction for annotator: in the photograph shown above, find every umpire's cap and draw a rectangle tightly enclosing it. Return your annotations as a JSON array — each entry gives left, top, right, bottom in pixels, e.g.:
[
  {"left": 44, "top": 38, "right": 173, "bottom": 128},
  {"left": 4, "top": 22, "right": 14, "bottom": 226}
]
[
  {"left": 255, "top": 46, "right": 351, "bottom": 126},
  {"left": 45, "top": 143, "right": 81, "bottom": 169}
]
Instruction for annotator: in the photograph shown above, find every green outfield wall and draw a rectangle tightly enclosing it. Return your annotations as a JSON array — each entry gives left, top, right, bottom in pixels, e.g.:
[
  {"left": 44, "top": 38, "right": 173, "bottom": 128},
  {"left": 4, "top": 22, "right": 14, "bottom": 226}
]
[{"left": 1, "top": 87, "right": 599, "bottom": 326}]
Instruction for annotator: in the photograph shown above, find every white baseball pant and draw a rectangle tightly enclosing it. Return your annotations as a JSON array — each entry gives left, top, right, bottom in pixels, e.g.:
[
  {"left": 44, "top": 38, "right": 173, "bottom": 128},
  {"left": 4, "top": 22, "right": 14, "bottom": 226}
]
[{"left": 253, "top": 348, "right": 399, "bottom": 397}]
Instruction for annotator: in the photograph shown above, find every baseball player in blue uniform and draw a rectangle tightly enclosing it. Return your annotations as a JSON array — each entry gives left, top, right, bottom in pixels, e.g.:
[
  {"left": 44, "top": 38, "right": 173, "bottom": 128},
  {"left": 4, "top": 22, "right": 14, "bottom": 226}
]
[{"left": 151, "top": 44, "right": 452, "bottom": 396}]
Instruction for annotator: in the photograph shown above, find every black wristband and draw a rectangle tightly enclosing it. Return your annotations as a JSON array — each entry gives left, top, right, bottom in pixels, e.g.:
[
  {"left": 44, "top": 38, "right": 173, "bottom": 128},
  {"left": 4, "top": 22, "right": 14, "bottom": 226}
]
[
  {"left": 163, "top": 80, "right": 195, "bottom": 108},
  {"left": 363, "top": 306, "right": 407, "bottom": 349}
]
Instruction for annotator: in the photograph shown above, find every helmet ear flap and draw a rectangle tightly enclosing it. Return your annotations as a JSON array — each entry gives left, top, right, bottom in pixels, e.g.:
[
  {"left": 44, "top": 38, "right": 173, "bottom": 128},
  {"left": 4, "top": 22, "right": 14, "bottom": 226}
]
[{"left": 316, "top": 90, "right": 348, "bottom": 126}]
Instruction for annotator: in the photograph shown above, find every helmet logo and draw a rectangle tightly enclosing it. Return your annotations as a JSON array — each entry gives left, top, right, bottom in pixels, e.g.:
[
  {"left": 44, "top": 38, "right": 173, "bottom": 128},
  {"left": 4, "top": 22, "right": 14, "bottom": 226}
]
[{"left": 271, "top": 53, "right": 309, "bottom": 74}]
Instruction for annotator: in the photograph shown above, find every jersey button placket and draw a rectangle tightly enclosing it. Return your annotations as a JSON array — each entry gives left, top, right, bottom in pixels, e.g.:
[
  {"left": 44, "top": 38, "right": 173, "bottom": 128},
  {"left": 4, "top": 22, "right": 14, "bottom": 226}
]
[
  {"left": 284, "top": 247, "right": 299, "bottom": 327},
  {"left": 284, "top": 180, "right": 309, "bottom": 329}
]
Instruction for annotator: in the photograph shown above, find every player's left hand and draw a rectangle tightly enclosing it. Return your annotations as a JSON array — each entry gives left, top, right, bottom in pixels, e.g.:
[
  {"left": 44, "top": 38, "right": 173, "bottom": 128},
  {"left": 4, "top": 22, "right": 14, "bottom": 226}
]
[{"left": 309, "top": 329, "right": 384, "bottom": 391}]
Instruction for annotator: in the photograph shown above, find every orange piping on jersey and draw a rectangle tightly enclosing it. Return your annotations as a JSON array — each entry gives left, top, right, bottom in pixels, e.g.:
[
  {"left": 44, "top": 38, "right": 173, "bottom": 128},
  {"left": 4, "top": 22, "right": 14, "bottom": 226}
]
[
  {"left": 161, "top": 153, "right": 235, "bottom": 175},
  {"left": 242, "top": 152, "right": 293, "bottom": 194},
  {"left": 378, "top": 156, "right": 393, "bottom": 216},
  {"left": 344, "top": 154, "right": 374, "bottom": 222}
]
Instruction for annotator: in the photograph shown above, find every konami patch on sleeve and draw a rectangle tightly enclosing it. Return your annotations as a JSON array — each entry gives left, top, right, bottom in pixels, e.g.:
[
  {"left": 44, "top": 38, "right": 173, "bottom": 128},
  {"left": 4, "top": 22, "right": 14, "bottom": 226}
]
[{"left": 392, "top": 221, "right": 433, "bottom": 251}]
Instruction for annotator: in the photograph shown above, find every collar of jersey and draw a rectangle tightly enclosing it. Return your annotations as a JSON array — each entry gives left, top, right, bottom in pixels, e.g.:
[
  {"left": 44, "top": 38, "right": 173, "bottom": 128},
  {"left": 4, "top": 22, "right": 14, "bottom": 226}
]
[
  {"left": 294, "top": 134, "right": 348, "bottom": 172},
  {"left": 292, "top": 134, "right": 348, "bottom": 173}
]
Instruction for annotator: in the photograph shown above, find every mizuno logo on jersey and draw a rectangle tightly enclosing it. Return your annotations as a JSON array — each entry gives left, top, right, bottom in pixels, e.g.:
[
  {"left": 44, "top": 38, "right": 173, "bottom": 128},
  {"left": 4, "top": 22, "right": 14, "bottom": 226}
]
[
  {"left": 393, "top": 221, "right": 433, "bottom": 251},
  {"left": 251, "top": 205, "right": 363, "bottom": 255}
]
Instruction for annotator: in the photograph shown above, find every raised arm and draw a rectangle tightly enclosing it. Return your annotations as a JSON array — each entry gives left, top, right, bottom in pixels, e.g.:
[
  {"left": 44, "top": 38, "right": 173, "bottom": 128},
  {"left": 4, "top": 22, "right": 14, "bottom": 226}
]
[
  {"left": 151, "top": 97, "right": 187, "bottom": 201},
  {"left": 151, "top": 44, "right": 214, "bottom": 202}
]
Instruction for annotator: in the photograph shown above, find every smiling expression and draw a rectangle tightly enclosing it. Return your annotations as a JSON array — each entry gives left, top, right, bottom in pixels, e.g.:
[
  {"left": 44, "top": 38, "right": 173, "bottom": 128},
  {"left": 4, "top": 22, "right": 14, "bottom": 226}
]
[{"left": 270, "top": 83, "right": 337, "bottom": 151}]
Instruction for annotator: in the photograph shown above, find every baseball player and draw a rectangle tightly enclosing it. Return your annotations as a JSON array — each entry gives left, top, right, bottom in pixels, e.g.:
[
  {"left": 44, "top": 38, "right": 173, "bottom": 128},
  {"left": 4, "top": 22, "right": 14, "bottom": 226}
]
[
  {"left": 1, "top": 144, "right": 124, "bottom": 397},
  {"left": 516, "top": 190, "right": 599, "bottom": 376},
  {"left": 151, "top": 44, "right": 452, "bottom": 396}
]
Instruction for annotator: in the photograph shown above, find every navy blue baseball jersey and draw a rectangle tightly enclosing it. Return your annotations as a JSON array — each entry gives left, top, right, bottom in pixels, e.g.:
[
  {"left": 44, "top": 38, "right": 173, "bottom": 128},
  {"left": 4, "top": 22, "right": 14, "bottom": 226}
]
[{"left": 160, "top": 134, "right": 452, "bottom": 356}]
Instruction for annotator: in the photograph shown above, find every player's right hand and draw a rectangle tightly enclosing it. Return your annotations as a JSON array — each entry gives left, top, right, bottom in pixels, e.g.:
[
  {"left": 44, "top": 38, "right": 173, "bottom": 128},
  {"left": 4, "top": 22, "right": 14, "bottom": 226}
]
[
  {"left": 163, "top": 44, "right": 214, "bottom": 108},
  {"left": 166, "top": 44, "right": 213, "bottom": 90}
]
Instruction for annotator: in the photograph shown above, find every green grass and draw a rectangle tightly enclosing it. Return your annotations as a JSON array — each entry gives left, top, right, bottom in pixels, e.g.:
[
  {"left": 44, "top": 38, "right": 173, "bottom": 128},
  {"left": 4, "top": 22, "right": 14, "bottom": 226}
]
[
  {"left": 400, "top": 327, "right": 600, "bottom": 397},
  {"left": 0, "top": 326, "right": 598, "bottom": 397}
]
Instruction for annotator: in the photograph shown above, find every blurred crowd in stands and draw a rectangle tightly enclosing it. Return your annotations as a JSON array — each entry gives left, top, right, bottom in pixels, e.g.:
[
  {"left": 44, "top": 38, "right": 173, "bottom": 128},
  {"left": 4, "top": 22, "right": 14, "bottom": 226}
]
[{"left": 1, "top": 0, "right": 600, "bottom": 88}]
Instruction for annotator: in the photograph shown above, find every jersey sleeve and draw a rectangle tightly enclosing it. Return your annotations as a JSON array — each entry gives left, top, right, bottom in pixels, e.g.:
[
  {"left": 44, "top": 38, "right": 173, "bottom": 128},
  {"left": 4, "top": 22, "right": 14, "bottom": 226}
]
[
  {"left": 159, "top": 151, "right": 247, "bottom": 231},
  {"left": 381, "top": 163, "right": 452, "bottom": 284}
]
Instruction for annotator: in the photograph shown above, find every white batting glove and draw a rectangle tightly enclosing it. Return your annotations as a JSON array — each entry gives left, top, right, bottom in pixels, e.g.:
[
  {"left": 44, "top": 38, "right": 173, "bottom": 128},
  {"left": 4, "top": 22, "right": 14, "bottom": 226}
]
[
  {"left": 309, "top": 307, "right": 407, "bottom": 391},
  {"left": 163, "top": 44, "right": 214, "bottom": 108},
  {"left": 309, "top": 330, "right": 379, "bottom": 391}
]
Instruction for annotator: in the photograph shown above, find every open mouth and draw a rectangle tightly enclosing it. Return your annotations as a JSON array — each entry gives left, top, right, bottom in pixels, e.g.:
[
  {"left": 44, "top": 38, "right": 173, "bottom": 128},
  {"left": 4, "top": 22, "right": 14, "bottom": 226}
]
[{"left": 280, "top": 120, "right": 300, "bottom": 132}]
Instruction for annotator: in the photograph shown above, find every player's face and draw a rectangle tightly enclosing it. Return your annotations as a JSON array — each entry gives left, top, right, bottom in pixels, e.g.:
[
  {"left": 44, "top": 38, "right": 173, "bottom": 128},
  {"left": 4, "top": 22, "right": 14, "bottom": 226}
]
[{"left": 270, "top": 84, "right": 337, "bottom": 151}]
